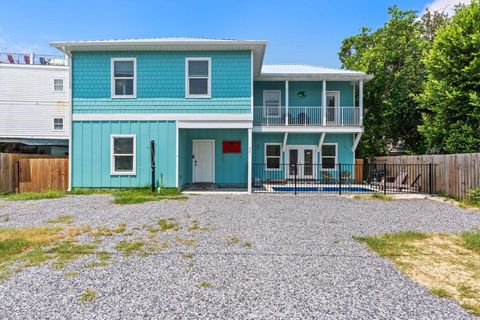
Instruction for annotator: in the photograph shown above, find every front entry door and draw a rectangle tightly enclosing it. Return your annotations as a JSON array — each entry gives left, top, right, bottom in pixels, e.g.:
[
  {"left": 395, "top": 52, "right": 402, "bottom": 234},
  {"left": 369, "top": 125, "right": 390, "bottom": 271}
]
[
  {"left": 193, "top": 140, "right": 215, "bottom": 183},
  {"left": 287, "top": 146, "right": 316, "bottom": 179}
]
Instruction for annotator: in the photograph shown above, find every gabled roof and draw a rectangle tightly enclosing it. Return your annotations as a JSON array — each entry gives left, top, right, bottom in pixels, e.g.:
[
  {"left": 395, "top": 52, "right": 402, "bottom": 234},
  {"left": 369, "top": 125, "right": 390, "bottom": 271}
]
[
  {"left": 258, "top": 64, "right": 373, "bottom": 81},
  {"left": 50, "top": 37, "right": 267, "bottom": 75}
]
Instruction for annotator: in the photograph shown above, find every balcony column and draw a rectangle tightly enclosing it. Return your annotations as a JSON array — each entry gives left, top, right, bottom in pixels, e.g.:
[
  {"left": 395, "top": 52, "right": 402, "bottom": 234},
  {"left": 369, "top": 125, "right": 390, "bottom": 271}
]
[
  {"left": 322, "top": 80, "right": 327, "bottom": 126},
  {"left": 359, "top": 79, "right": 364, "bottom": 126},
  {"left": 247, "top": 128, "right": 252, "bottom": 194},
  {"left": 285, "top": 80, "right": 289, "bottom": 126}
]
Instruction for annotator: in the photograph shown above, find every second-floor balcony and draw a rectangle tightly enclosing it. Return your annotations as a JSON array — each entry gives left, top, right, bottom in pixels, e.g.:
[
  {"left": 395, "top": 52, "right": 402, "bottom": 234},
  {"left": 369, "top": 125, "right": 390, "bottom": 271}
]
[{"left": 253, "top": 106, "right": 361, "bottom": 127}]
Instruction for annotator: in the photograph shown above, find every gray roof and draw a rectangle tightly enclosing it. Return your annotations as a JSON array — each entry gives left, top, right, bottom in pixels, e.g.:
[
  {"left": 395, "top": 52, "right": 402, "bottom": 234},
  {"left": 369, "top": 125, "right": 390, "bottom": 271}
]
[{"left": 258, "top": 64, "right": 373, "bottom": 81}]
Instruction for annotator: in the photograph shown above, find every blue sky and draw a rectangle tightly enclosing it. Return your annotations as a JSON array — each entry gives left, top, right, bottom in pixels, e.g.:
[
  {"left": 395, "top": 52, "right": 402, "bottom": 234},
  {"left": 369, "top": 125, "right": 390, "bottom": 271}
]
[{"left": 0, "top": 0, "right": 465, "bottom": 67}]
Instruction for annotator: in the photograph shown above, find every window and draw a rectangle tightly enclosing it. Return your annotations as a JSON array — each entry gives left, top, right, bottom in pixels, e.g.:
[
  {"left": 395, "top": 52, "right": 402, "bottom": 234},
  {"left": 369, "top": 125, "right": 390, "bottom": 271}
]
[
  {"left": 53, "top": 79, "right": 64, "bottom": 92},
  {"left": 263, "top": 90, "right": 281, "bottom": 117},
  {"left": 53, "top": 118, "right": 64, "bottom": 131},
  {"left": 321, "top": 144, "right": 337, "bottom": 169},
  {"left": 186, "top": 58, "right": 211, "bottom": 97},
  {"left": 111, "top": 58, "right": 136, "bottom": 98},
  {"left": 265, "top": 144, "right": 281, "bottom": 170},
  {"left": 111, "top": 135, "right": 136, "bottom": 175}
]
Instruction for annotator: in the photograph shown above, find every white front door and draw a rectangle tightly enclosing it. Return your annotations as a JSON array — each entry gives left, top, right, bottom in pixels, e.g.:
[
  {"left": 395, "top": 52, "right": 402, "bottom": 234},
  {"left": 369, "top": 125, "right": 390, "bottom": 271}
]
[
  {"left": 193, "top": 140, "right": 215, "bottom": 183},
  {"left": 286, "top": 146, "right": 316, "bottom": 179}
]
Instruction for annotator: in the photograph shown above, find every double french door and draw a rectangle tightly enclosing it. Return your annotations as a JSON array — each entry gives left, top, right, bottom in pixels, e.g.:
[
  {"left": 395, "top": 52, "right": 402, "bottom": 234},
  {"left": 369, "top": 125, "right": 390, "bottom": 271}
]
[{"left": 286, "top": 146, "right": 316, "bottom": 179}]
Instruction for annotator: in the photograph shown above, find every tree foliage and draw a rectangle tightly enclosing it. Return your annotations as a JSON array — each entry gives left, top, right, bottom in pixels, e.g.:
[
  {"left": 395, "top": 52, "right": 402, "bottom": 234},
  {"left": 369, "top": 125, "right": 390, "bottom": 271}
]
[{"left": 418, "top": 1, "right": 480, "bottom": 153}]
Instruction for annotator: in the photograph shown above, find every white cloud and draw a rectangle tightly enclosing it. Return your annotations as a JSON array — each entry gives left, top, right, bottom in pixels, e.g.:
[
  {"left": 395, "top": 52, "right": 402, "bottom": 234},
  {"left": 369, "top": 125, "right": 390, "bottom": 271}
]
[{"left": 424, "top": 0, "right": 472, "bottom": 16}]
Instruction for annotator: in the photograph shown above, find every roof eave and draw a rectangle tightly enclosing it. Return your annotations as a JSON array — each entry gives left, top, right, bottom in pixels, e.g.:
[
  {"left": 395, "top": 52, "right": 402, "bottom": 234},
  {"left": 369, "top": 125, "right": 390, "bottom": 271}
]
[{"left": 255, "top": 73, "right": 374, "bottom": 81}]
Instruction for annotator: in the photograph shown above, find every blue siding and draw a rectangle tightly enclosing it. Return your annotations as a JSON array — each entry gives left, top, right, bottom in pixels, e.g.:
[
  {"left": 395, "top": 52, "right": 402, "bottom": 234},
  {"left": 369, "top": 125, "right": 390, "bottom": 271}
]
[
  {"left": 72, "top": 121, "right": 177, "bottom": 188},
  {"left": 179, "top": 129, "right": 248, "bottom": 187},
  {"left": 72, "top": 51, "right": 252, "bottom": 114}
]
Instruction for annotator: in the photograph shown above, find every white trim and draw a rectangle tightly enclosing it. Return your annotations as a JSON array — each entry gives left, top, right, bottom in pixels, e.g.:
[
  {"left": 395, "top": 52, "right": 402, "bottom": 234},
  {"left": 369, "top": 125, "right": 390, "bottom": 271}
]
[
  {"left": 325, "top": 91, "right": 340, "bottom": 124},
  {"left": 111, "top": 58, "right": 137, "bottom": 98},
  {"left": 178, "top": 120, "right": 252, "bottom": 129},
  {"left": 285, "top": 144, "right": 318, "bottom": 179},
  {"left": 359, "top": 79, "right": 364, "bottom": 126},
  {"left": 285, "top": 81, "right": 289, "bottom": 125},
  {"left": 282, "top": 132, "right": 288, "bottom": 152},
  {"left": 322, "top": 80, "right": 327, "bottom": 126},
  {"left": 67, "top": 51, "right": 72, "bottom": 191},
  {"left": 318, "top": 132, "right": 326, "bottom": 149},
  {"left": 53, "top": 78, "right": 65, "bottom": 92},
  {"left": 352, "top": 132, "right": 362, "bottom": 152},
  {"left": 175, "top": 121, "right": 179, "bottom": 188},
  {"left": 73, "top": 113, "right": 253, "bottom": 121},
  {"left": 247, "top": 128, "right": 252, "bottom": 194},
  {"left": 320, "top": 143, "right": 338, "bottom": 169},
  {"left": 185, "top": 57, "right": 211, "bottom": 98},
  {"left": 53, "top": 117, "right": 65, "bottom": 131},
  {"left": 253, "top": 126, "right": 363, "bottom": 133},
  {"left": 264, "top": 143, "right": 282, "bottom": 171},
  {"left": 192, "top": 139, "right": 215, "bottom": 183},
  {"left": 250, "top": 51, "right": 254, "bottom": 114},
  {"left": 263, "top": 90, "right": 281, "bottom": 118},
  {"left": 110, "top": 134, "right": 137, "bottom": 176}
]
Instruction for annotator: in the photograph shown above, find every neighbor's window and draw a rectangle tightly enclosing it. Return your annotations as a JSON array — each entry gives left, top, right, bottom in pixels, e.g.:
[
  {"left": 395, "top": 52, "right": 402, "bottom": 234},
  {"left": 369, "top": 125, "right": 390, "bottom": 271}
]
[
  {"left": 265, "top": 144, "right": 281, "bottom": 170},
  {"left": 53, "top": 79, "right": 64, "bottom": 92},
  {"left": 186, "top": 58, "right": 210, "bottom": 97},
  {"left": 263, "top": 90, "right": 281, "bottom": 117},
  {"left": 321, "top": 144, "right": 337, "bottom": 169},
  {"left": 111, "top": 135, "right": 136, "bottom": 175},
  {"left": 53, "top": 118, "right": 64, "bottom": 131},
  {"left": 112, "top": 58, "right": 136, "bottom": 98}
]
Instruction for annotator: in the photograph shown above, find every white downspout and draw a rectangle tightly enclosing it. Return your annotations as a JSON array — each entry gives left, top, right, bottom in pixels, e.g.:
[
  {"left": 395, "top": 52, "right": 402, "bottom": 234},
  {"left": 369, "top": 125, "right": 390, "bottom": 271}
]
[
  {"left": 247, "top": 128, "right": 252, "bottom": 194},
  {"left": 322, "top": 80, "right": 327, "bottom": 126},
  {"left": 285, "top": 80, "right": 289, "bottom": 126},
  {"left": 359, "top": 79, "right": 364, "bottom": 126}
]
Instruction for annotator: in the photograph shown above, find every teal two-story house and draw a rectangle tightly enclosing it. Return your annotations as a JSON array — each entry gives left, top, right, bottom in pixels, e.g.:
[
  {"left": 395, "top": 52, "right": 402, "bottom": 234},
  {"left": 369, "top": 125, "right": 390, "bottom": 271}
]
[{"left": 51, "top": 38, "right": 372, "bottom": 193}]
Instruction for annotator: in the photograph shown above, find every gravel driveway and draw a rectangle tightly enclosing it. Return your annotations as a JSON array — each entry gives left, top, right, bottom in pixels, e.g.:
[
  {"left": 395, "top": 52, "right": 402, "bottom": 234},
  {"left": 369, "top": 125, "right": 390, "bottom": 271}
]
[{"left": 0, "top": 194, "right": 479, "bottom": 319}]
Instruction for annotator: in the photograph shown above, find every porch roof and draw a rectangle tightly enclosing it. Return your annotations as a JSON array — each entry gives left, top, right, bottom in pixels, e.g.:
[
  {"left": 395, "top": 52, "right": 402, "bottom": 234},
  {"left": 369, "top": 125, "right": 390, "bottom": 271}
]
[{"left": 257, "top": 64, "right": 373, "bottom": 81}]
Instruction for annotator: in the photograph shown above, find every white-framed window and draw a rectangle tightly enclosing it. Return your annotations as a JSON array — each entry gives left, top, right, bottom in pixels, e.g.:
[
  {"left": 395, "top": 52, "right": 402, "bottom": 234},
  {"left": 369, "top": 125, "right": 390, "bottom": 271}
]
[
  {"left": 185, "top": 57, "right": 211, "bottom": 98},
  {"left": 111, "top": 135, "right": 136, "bottom": 175},
  {"left": 321, "top": 144, "right": 338, "bottom": 169},
  {"left": 53, "top": 79, "right": 64, "bottom": 92},
  {"left": 265, "top": 143, "right": 282, "bottom": 170},
  {"left": 111, "top": 58, "right": 136, "bottom": 98},
  {"left": 263, "top": 90, "right": 281, "bottom": 118},
  {"left": 53, "top": 117, "right": 64, "bottom": 131}
]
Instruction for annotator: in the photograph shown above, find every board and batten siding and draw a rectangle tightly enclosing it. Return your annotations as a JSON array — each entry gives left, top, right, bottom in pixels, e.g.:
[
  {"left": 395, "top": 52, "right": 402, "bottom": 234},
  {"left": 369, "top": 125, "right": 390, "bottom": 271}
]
[
  {"left": 72, "top": 51, "right": 252, "bottom": 114},
  {"left": 72, "top": 121, "right": 176, "bottom": 188},
  {"left": 0, "top": 65, "right": 69, "bottom": 139}
]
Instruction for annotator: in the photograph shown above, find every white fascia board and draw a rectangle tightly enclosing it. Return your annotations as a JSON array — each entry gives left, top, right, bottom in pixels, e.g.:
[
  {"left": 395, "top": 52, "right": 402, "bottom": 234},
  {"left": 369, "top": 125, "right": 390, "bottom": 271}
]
[
  {"left": 72, "top": 113, "right": 253, "bottom": 122},
  {"left": 255, "top": 74, "right": 374, "bottom": 82},
  {"left": 178, "top": 120, "right": 253, "bottom": 129},
  {"left": 253, "top": 126, "right": 364, "bottom": 133}
]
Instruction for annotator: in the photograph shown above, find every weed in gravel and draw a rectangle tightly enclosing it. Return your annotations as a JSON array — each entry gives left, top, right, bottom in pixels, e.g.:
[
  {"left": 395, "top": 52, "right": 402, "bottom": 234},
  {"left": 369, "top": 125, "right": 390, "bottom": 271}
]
[
  {"left": 181, "top": 253, "right": 195, "bottom": 259},
  {"left": 45, "top": 215, "right": 74, "bottom": 224},
  {"left": 65, "top": 271, "right": 79, "bottom": 278},
  {"left": 431, "top": 288, "right": 452, "bottom": 298},
  {"left": 89, "top": 224, "right": 126, "bottom": 237},
  {"left": 353, "top": 230, "right": 427, "bottom": 257},
  {"left": 47, "top": 241, "right": 97, "bottom": 269},
  {"left": 158, "top": 218, "right": 181, "bottom": 232},
  {"left": 243, "top": 241, "right": 254, "bottom": 248},
  {"left": 115, "top": 240, "right": 145, "bottom": 256},
  {"left": 352, "top": 193, "right": 394, "bottom": 201},
  {"left": 84, "top": 251, "right": 111, "bottom": 269},
  {"left": 112, "top": 188, "right": 187, "bottom": 205},
  {"left": 69, "top": 189, "right": 112, "bottom": 195},
  {"left": 226, "top": 236, "right": 241, "bottom": 245},
  {"left": 198, "top": 280, "right": 213, "bottom": 288},
  {"left": 186, "top": 261, "right": 195, "bottom": 269},
  {"left": 175, "top": 237, "right": 198, "bottom": 247},
  {"left": 0, "top": 190, "right": 66, "bottom": 201},
  {"left": 188, "top": 220, "right": 210, "bottom": 232},
  {"left": 79, "top": 289, "right": 97, "bottom": 303},
  {"left": 0, "top": 215, "right": 10, "bottom": 223}
]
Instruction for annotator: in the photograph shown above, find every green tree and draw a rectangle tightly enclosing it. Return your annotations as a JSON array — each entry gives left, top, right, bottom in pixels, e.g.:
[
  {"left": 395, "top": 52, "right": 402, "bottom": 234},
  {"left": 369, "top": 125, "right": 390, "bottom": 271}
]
[
  {"left": 419, "top": 1, "right": 480, "bottom": 153},
  {"left": 339, "top": 7, "right": 448, "bottom": 158}
]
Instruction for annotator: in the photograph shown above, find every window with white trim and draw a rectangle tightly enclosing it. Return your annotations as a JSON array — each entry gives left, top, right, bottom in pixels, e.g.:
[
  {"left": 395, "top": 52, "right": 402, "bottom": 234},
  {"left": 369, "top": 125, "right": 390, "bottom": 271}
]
[
  {"left": 321, "top": 144, "right": 337, "bottom": 169},
  {"left": 53, "top": 118, "right": 64, "bottom": 131},
  {"left": 265, "top": 144, "right": 281, "bottom": 170},
  {"left": 111, "top": 135, "right": 136, "bottom": 175},
  {"left": 263, "top": 90, "right": 281, "bottom": 117},
  {"left": 112, "top": 58, "right": 136, "bottom": 98},
  {"left": 53, "top": 79, "right": 64, "bottom": 92},
  {"left": 186, "top": 58, "right": 210, "bottom": 97}
]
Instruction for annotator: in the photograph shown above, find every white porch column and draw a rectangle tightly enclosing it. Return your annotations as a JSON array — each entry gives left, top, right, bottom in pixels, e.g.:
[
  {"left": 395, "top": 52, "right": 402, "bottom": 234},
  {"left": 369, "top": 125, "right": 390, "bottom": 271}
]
[
  {"left": 359, "top": 79, "right": 364, "bottom": 126},
  {"left": 247, "top": 128, "right": 253, "bottom": 194},
  {"left": 322, "top": 80, "right": 327, "bottom": 126},
  {"left": 285, "top": 80, "right": 289, "bottom": 125}
]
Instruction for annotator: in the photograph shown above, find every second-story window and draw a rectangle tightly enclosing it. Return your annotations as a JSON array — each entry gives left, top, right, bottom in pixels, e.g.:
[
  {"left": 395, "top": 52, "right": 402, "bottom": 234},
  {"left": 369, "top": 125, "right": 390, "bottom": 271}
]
[
  {"left": 53, "top": 79, "right": 64, "bottom": 92},
  {"left": 112, "top": 58, "right": 136, "bottom": 98},
  {"left": 186, "top": 58, "right": 211, "bottom": 98}
]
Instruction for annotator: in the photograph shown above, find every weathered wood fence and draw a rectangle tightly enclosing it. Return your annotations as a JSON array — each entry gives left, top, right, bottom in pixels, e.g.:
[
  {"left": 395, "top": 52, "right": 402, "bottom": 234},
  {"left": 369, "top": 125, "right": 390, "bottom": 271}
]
[
  {"left": 373, "top": 153, "right": 480, "bottom": 199},
  {"left": 0, "top": 153, "right": 68, "bottom": 193}
]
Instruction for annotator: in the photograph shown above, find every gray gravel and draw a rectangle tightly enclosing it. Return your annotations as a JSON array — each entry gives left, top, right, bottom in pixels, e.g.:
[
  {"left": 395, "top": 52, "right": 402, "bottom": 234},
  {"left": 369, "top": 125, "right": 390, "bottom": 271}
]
[{"left": 0, "top": 194, "right": 479, "bottom": 319}]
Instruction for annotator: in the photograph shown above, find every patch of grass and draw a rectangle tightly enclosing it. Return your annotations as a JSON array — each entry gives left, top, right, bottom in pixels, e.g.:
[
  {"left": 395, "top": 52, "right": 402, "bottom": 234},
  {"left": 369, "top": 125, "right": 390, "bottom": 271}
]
[
  {"left": 175, "top": 237, "right": 198, "bottom": 247},
  {"left": 354, "top": 230, "right": 427, "bottom": 257},
  {"left": 0, "top": 214, "right": 10, "bottom": 223},
  {"left": 198, "top": 280, "right": 212, "bottom": 288},
  {"left": 111, "top": 188, "right": 187, "bottom": 205},
  {"left": 1, "top": 190, "right": 66, "bottom": 201},
  {"left": 79, "top": 289, "right": 97, "bottom": 303},
  {"left": 188, "top": 219, "right": 210, "bottom": 232},
  {"left": 243, "top": 241, "right": 254, "bottom": 248},
  {"left": 89, "top": 224, "right": 126, "bottom": 237},
  {"left": 84, "top": 251, "right": 111, "bottom": 269},
  {"left": 115, "top": 240, "right": 145, "bottom": 256},
  {"left": 431, "top": 288, "right": 452, "bottom": 298},
  {"left": 226, "top": 236, "right": 241, "bottom": 245},
  {"left": 181, "top": 253, "right": 195, "bottom": 259},
  {"left": 157, "top": 218, "right": 181, "bottom": 232},
  {"left": 45, "top": 215, "right": 74, "bottom": 224},
  {"left": 69, "top": 189, "right": 112, "bottom": 195},
  {"left": 65, "top": 271, "right": 79, "bottom": 278},
  {"left": 47, "top": 241, "right": 97, "bottom": 269},
  {"left": 352, "top": 192, "right": 394, "bottom": 201},
  {"left": 461, "top": 188, "right": 480, "bottom": 209},
  {"left": 461, "top": 232, "right": 480, "bottom": 252}
]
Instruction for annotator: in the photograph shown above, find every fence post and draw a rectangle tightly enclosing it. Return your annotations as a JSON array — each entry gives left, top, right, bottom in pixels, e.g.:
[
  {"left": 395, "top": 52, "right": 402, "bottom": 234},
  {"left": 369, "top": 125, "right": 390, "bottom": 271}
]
[
  {"left": 383, "top": 163, "right": 387, "bottom": 195},
  {"left": 429, "top": 163, "right": 433, "bottom": 195},
  {"left": 294, "top": 164, "right": 297, "bottom": 195},
  {"left": 339, "top": 163, "right": 342, "bottom": 195}
]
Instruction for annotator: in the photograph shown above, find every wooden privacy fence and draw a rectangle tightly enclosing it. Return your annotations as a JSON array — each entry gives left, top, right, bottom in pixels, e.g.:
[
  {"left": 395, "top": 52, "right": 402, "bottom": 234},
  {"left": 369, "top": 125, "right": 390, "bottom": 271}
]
[
  {"left": 0, "top": 153, "right": 68, "bottom": 193},
  {"left": 373, "top": 153, "right": 480, "bottom": 199}
]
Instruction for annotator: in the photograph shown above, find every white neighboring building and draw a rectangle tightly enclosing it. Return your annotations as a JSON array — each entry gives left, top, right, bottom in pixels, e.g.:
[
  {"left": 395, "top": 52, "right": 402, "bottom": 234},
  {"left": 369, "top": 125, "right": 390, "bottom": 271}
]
[{"left": 0, "top": 53, "right": 69, "bottom": 155}]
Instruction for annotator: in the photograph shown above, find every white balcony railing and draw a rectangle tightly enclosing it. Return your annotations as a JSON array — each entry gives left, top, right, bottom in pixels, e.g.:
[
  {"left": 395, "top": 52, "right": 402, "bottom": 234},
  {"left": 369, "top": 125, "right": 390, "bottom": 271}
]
[{"left": 253, "top": 106, "right": 361, "bottom": 127}]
